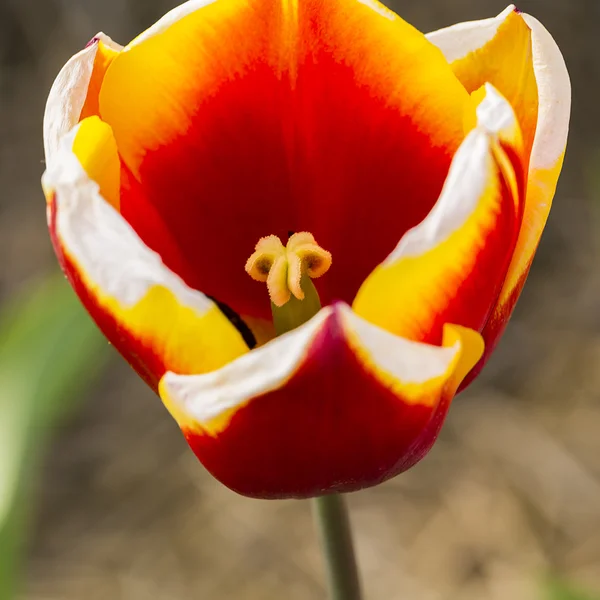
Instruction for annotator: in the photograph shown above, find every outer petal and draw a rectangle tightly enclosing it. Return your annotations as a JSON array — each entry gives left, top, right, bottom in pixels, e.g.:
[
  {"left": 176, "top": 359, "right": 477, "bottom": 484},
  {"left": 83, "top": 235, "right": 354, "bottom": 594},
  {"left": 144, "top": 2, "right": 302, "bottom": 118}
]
[
  {"left": 353, "top": 85, "right": 524, "bottom": 346},
  {"left": 97, "top": 0, "right": 469, "bottom": 321},
  {"left": 427, "top": 6, "right": 538, "bottom": 160},
  {"left": 42, "top": 119, "right": 250, "bottom": 391},
  {"left": 481, "top": 13, "right": 570, "bottom": 369},
  {"left": 159, "top": 303, "right": 483, "bottom": 498},
  {"left": 427, "top": 7, "right": 570, "bottom": 379},
  {"left": 43, "top": 33, "right": 121, "bottom": 167}
]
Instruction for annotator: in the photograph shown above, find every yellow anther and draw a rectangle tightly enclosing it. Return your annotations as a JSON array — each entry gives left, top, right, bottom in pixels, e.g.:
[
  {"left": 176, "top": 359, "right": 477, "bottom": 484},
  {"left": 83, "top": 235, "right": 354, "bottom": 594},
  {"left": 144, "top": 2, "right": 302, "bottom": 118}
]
[
  {"left": 286, "top": 232, "right": 332, "bottom": 279},
  {"left": 244, "top": 235, "right": 285, "bottom": 280},
  {"left": 245, "top": 232, "right": 332, "bottom": 307}
]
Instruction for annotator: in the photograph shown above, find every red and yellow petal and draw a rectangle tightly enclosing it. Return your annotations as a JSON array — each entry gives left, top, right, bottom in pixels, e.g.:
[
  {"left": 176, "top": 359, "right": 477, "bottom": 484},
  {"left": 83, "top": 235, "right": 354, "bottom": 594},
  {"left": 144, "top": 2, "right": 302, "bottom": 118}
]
[
  {"left": 97, "top": 0, "right": 469, "bottom": 321},
  {"left": 472, "top": 14, "right": 571, "bottom": 383},
  {"left": 353, "top": 85, "right": 524, "bottom": 346},
  {"left": 426, "top": 5, "right": 538, "bottom": 162},
  {"left": 42, "top": 117, "right": 250, "bottom": 391},
  {"left": 43, "top": 33, "right": 121, "bottom": 167},
  {"left": 159, "top": 303, "right": 483, "bottom": 499},
  {"left": 427, "top": 7, "right": 570, "bottom": 381}
]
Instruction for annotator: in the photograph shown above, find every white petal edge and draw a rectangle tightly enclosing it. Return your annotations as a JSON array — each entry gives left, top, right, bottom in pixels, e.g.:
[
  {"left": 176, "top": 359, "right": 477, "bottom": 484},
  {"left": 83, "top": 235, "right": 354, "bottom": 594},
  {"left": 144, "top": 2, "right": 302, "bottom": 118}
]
[
  {"left": 521, "top": 13, "right": 571, "bottom": 171},
  {"left": 426, "top": 6, "right": 571, "bottom": 172},
  {"left": 42, "top": 124, "right": 213, "bottom": 313},
  {"left": 383, "top": 84, "right": 515, "bottom": 265},
  {"left": 127, "top": 0, "right": 217, "bottom": 48},
  {"left": 43, "top": 33, "right": 122, "bottom": 168},
  {"left": 160, "top": 303, "right": 461, "bottom": 425},
  {"left": 425, "top": 5, "right": 515, "bottom": 63}
]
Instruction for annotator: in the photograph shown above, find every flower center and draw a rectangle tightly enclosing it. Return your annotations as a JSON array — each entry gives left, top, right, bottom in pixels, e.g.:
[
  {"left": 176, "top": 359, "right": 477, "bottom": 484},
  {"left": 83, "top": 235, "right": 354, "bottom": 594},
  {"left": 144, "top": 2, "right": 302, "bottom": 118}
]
[{"left": 245, "top": 232, "right": 332, "bottom": 335}]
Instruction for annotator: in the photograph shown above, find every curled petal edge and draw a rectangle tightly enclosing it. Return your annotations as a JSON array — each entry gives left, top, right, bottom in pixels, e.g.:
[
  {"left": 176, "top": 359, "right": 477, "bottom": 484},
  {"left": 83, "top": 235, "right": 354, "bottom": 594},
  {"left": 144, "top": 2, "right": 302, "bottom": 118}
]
[
  {"left": 43, "top": 33, "right": 122, "bottom": 167},
  {"left": 42, "top": 121, "right": 249, "bottom": 389},
  {"left": 425, "top": 5, "right": 518, "bottom": 64}
]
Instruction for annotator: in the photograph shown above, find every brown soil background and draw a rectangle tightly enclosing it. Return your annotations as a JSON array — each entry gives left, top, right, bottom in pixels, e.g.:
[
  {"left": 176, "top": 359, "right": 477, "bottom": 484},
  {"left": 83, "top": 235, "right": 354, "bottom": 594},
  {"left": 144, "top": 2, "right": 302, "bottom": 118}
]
[{"left": 1, "top": 0, "right": 599, "bottom": 598}]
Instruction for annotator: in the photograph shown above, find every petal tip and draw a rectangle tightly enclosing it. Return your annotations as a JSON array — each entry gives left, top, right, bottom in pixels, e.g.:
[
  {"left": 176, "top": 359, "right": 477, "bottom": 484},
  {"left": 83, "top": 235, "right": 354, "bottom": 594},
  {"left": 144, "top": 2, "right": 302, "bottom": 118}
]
[{"left": 442, "top": 324, "right": 485, "bottom": 390}]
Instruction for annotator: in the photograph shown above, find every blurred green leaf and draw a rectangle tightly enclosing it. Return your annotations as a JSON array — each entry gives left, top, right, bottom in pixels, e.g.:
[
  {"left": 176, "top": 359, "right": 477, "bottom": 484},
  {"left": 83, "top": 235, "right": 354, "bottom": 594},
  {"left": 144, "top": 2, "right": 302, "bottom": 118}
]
[
  {"left": 544, "top": 577, "right": 600, "bottom": 600},
  {"left": 0, "top": 273, "right": 109, "bottom": 600}
]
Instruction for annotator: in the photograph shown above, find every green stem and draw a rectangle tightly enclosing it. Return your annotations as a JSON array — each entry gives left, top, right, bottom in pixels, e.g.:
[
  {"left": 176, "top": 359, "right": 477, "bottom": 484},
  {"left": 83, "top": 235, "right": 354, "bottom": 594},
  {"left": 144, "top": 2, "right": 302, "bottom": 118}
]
[{"left": 312, "top": 494, "right": 363, "bottom": 600}]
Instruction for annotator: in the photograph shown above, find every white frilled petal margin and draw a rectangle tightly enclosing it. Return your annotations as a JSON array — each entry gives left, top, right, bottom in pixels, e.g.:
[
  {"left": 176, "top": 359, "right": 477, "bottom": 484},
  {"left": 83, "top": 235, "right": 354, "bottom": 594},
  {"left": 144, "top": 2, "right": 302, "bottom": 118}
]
[{"left": 43, "top": 33, "right": 122, "bottom": 167}]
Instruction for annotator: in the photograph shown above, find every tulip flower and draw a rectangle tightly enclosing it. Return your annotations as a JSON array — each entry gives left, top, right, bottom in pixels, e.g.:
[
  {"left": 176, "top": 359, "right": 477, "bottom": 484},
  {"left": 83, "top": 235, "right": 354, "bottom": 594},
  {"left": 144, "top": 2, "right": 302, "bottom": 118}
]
[{"left": 42, "top": 0, "right": 570, "bottom": 501}]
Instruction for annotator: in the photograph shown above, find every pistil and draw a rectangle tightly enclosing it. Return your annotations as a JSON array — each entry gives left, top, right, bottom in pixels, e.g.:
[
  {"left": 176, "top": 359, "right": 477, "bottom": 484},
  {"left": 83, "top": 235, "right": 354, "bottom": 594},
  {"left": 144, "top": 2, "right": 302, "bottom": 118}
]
[{"left": 245, "top": 232, "right": 332, "bottom": 335}]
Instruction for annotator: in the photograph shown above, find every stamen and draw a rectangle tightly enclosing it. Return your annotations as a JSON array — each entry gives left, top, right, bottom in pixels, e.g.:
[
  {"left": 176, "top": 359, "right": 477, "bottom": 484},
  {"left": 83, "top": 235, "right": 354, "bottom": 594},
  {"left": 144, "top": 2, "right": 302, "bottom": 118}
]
[
  {"left": 288, "top": 232, "right": 332, "bottom": 279},
  {"left": 245, "top": 232, "right": 332, "bottom": 308},
  {"left": 267, "top": 254, "right": 291, "bottom": 307},
  {"left": 245, "top": 232, "right": 332, "bottom": 335},
  {"left": 245, "top": 235, "right": 286, "bottom": 282},
  {"left": 287, "top": 252, "right": 304, "bottom": 301}
]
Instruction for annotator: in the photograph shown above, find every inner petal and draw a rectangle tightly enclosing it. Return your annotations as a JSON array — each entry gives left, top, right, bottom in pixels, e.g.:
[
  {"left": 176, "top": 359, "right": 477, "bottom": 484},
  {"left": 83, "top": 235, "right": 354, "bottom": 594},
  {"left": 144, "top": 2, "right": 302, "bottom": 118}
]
[{"left": 101, "top": 0, "right": 468, "bottom": 320}]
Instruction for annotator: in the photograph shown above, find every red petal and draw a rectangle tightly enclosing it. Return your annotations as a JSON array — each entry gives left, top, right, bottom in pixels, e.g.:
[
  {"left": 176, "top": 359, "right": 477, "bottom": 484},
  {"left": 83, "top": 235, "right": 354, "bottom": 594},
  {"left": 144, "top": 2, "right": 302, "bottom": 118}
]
[
  {"left": 99, "top": 0, "right": 468, "bottom": 319},
  {"left": 159, "top": 304, "right": 482, "bottom": 498}
]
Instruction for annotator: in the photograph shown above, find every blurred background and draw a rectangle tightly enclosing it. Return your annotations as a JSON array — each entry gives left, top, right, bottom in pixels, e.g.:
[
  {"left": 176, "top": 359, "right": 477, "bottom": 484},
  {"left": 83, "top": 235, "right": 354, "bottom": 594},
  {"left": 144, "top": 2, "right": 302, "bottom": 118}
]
[{"left": 0, "top": 0, "right": 598, "bottom": 598}]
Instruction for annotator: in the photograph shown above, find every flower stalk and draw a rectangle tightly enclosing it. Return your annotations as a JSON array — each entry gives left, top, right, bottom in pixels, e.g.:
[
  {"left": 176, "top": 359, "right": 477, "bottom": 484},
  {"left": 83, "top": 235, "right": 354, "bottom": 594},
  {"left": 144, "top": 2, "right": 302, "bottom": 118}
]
[{"left": 312, "top": 494, "right": 363, "bottom": 600}]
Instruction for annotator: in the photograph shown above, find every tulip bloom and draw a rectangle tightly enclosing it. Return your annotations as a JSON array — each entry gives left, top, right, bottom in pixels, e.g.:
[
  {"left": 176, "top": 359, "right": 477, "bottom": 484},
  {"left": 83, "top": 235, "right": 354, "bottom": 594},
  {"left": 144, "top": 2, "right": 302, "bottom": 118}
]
[{"left": 42, "top": 0, "right": 569, "bottom": 499}]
